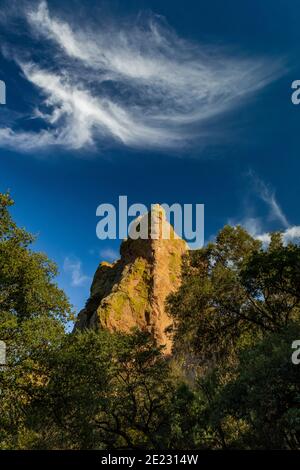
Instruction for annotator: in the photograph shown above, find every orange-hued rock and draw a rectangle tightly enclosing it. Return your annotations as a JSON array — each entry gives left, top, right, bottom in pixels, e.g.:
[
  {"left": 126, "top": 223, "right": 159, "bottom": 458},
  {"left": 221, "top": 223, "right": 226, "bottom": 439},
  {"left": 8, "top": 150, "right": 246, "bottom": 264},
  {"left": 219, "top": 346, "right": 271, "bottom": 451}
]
[{"left": 74, "top": 205, "right": 188, "bottom": 354}]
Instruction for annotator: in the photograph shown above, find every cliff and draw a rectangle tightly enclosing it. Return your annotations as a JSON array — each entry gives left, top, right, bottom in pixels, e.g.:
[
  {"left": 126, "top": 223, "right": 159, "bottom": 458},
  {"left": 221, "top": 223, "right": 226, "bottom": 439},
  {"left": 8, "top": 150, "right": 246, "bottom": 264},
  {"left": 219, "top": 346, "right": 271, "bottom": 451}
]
[{"left": 74, "top": 205, "right": 188, "bottom": 353}]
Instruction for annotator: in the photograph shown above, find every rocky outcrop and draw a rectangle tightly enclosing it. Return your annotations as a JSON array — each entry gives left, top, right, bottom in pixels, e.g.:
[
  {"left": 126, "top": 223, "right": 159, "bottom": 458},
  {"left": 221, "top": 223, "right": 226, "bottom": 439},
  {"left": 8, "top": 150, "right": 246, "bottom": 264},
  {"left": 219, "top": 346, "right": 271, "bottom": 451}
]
[{"left": 74, "top": 205, "right": 188, "bottom": 354}]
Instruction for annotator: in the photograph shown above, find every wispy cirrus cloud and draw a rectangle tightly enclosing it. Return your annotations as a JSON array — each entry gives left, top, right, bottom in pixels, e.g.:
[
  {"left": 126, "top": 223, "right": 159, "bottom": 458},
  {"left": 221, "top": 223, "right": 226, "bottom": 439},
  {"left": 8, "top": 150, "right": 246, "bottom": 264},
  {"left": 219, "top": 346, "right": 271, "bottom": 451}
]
[
  {"left": 63, "top": 256, "right": 90, "bottom": 287},
  {"left": 99, "top": 248, "right": 119, "bottom": 262},
  {"left": 250, "top": 171, "right": 290, "bottom": 229},
  {"left": 230, "top": 173, "right": 300, "bottom": 246},
  {"left": 0, "top": 0, "right": 285, "bottom": 152}
]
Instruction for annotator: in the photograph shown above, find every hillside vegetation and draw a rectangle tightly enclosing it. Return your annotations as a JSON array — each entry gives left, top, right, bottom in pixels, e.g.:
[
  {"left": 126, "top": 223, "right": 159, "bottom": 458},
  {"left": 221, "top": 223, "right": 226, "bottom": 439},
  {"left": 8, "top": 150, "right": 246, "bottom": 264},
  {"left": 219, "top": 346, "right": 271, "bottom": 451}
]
[{"left": 0, "top": 193, "right": 299, "bottom": 449}]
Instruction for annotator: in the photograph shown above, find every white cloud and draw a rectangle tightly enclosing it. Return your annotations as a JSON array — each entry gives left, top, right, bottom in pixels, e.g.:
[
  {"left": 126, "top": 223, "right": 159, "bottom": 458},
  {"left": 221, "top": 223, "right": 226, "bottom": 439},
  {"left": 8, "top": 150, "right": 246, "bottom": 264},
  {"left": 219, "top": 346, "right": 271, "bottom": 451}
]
[
  {"left": 255, "top": 232, "right": 272, "bottom": 246},
  {"left": 63, "top": 256, "right": 90, "bottom": 287},
  {"left": 255, "top": 226, "right": 300, "bottom": 247},
  {"left": 230, "top": 216, "right": 300, "bottom": 247},
  {"left": 251, "top": 173, "right": 290, "bottom": 228},
  {"left": 229, "top": 174, "right": 300, "bottom": 247},
  {"left": 281, "top": 226, "right": 300, "bottom": 244},
  {"left": 0, "top": 127, "right": 54, "bottom": 151},
  {"left": 0, "top": 0, "right": 285, "bottom": 152},
  {"left": 99, "top": 248, "right": 119, "bottom": 262},
  {"left": 239, "top": 217, "right": 263, "bottom": 237}
]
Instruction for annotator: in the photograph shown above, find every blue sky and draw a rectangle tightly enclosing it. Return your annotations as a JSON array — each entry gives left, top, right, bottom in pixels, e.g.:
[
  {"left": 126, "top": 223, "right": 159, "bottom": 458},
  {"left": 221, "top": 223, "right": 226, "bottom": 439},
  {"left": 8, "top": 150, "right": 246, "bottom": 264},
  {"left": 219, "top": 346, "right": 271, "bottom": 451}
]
[{"left": 0, "top": 0, "right": 299, "bottom": 316}]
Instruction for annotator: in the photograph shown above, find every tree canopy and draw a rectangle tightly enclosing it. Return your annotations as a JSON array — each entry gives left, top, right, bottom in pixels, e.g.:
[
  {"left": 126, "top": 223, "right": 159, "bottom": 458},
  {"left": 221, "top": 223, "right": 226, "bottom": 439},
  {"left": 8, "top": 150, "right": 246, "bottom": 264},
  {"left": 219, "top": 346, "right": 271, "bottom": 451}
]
[{"left": 0, "top": 194, "right": 299, "bottom": 449}]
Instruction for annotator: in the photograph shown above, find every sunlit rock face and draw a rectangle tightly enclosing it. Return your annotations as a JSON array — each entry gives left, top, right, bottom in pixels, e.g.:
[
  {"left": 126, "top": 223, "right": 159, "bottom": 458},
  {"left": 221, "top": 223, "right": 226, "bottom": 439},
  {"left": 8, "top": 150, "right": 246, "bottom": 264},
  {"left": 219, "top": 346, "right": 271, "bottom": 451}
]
[{"left": 74, "top": 205, "right": 188, "bottom": 354}]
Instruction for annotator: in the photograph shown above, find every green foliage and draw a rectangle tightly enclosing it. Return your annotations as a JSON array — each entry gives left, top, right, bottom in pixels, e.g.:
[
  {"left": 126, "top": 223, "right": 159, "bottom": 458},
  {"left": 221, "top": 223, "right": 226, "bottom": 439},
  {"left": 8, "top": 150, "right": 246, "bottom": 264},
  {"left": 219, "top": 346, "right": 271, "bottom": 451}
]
[
  {"left": 167, "top": 225, "right": 300, "bottom": 362},
  {"left": 1, "top": 195, "right": 299, "bottom": 449},
  {"left": 23, "top": 328, "right": 197, "bottom": 450},
  {"left": 167, "top": 225, "right": 300, "bottom": 449},
  {"left": 0, "top": 193, "right": 71, "bottom": 325},
  {"left": 196, "top": 324, "right": 300, "bottom": 449},
  {"left": 0, "top": 193, "right": 72, "bottom": 449}
]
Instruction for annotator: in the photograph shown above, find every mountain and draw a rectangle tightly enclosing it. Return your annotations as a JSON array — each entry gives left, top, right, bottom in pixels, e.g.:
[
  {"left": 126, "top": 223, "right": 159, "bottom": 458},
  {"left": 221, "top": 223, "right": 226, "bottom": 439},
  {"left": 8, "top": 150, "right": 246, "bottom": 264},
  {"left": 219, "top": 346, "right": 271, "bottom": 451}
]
[{"left": 74, "top": 205, "right": 188, "bottom": 353}]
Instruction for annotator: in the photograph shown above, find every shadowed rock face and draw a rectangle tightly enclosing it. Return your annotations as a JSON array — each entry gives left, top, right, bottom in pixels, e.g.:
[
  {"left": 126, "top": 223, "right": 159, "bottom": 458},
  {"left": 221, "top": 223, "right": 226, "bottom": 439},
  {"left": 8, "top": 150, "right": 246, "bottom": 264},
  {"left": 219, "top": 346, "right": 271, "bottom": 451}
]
[{"left": 74, "top": 205, "right": 188, "bottom": 354}]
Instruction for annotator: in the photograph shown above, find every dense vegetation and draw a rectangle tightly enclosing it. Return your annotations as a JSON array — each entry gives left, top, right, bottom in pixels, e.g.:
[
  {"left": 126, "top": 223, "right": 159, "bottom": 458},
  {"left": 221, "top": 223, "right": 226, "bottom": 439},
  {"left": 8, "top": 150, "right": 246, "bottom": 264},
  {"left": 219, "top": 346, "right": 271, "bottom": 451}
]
[{"left": 0, "top": 193, "right": 299, "bottom": 449}]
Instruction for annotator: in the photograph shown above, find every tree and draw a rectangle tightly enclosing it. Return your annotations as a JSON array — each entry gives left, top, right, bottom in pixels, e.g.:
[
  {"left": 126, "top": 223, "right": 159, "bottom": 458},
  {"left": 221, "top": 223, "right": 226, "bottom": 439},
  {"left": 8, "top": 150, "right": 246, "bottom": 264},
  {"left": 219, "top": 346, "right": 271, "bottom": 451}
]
[
  {"left": 167, "top": 226, "right": 300, "bottom": 363},
  {"left": 27, "top": 328, "right": 199, "bottom": 450},
  {"left": 207, "top": 323, "right": 300, "bottom": 449},
  {"left": 0, "top": 193, "right": 196, "bottom": 450},
  {"left": 1, "top": 194, "right": 299, "bottom": 450},
  {"left": 167, "top": 225, "right": 300, "bottom": 449},
  {"left": 0, "top": 192, "right": 72, "bottom": 449}
]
